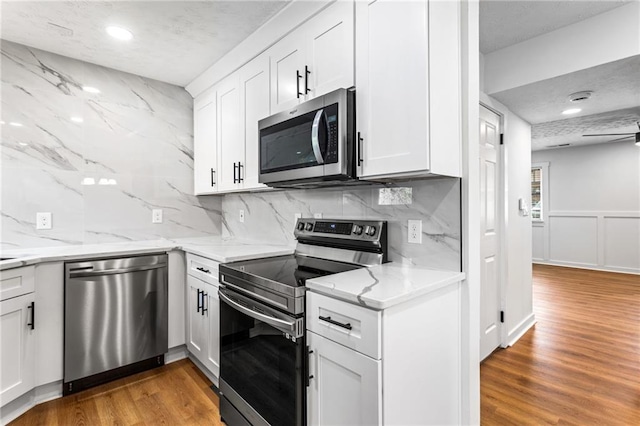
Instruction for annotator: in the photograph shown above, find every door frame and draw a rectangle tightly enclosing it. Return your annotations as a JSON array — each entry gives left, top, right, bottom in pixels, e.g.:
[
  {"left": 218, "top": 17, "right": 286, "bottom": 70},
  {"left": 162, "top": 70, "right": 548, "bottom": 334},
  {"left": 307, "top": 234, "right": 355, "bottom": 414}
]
[{"left": 479, "top": 101, "right": 508, "bottom": 353}]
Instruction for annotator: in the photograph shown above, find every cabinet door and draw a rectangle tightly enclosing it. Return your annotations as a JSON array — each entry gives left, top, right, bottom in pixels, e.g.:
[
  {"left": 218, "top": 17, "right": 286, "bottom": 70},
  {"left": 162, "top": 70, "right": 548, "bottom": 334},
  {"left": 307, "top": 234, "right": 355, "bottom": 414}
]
[
  {"left": 269, "top": 31, "right": 305, "bottom": 114},
  {"left": 305, "top": 0, "right": 354, "bottom": 98},
  {"left": 307, "top": 332, "right": 381, "bottom": 426},
  {"left": 186, "top": 276, "right": 206, "bottom": 362},
  {"left": 239, "top": 54, "right": 270, "bottom": 190},
  {"left": 356, "top": 0, "right": 430, "bottom": 178},
  {"left": 205, "top": 287, "right": 220, "bottom": 382},
  {"left": 1, "top": 293, "right": 35, "bottom": 405},
  {"left": 194, "top": 88, "right": 218, "bottom": 194},
  {"left": 216, "top": 74, "right": 243, "bottom": 191}
]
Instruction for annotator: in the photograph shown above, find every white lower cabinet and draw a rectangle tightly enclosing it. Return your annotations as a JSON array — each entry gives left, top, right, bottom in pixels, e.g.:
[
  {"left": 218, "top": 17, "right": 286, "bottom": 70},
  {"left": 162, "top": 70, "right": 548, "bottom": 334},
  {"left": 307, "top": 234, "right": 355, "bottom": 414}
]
[
  {"left": 185, "top": 254, "right": 220, "bottom": 383},
  {"left": 34, "top": 263, "right": 64, "bottom": 387},
  {"left": 0, "top": 292, "right": 35, "bottom": 406},
  {"left": 307, "top": 331, "right": 381, "bottom": 426}
]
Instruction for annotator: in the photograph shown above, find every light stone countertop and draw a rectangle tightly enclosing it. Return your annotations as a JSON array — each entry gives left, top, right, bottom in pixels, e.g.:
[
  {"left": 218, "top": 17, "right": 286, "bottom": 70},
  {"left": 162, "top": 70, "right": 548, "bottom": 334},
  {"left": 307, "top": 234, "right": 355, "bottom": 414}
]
[
  {"left": 306, "top": 263, "right": 465, "bottom": 310},
  {"left": 0, "top": 236, "right": 294, "bottom": 271}
]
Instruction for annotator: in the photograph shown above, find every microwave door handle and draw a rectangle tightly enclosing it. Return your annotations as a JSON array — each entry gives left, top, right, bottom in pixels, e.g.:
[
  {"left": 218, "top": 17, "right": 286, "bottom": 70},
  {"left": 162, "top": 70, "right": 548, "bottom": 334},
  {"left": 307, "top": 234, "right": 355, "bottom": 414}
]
[{"left": 311, "top": 109, "right": 325, "bottom": 165}]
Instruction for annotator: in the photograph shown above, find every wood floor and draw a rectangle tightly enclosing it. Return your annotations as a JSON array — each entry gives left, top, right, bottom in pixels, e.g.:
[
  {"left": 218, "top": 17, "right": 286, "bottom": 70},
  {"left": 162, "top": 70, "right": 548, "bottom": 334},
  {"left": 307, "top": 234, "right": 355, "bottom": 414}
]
[
  {"left": 481, "top": 264, "right": 640, "bottom": 425},
  {"left": 10, "top": 359, "right": 224, "bottom": 425}
]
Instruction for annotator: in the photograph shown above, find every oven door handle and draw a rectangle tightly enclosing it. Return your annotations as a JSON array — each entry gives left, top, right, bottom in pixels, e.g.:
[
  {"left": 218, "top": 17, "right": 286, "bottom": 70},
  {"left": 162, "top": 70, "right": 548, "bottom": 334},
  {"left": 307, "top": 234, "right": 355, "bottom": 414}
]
[
  {"left": 311, "top": 109, "right": 325, "bottom": 165},
  {"left": 219, "top": 289, "right": 302, "bottom": 337}
]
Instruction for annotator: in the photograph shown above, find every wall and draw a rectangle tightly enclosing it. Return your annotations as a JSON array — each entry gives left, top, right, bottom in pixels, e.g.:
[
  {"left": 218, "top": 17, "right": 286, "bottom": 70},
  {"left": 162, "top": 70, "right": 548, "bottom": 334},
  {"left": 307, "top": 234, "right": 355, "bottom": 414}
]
[
  {"left": 532, "top": 141, "right": 640, "bottom": 273},
  {"left": 480, "top": 93, "right": 535, "bottom": 346},
  {"left": 221, "top": 178, "right": 462, "bottom": 271},
  {"left": 0, "top": 41, "right": 221, "bottom": 250}
]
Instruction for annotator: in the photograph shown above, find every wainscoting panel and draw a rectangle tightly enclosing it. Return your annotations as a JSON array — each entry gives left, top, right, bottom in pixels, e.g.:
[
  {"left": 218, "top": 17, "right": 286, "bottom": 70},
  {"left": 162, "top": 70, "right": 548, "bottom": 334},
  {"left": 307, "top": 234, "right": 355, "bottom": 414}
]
[
  {"left": 604, "top": 216, "right": 640, "bottom": 271},
  {"left": 532, "top": 225, "right": 544, "bottom": 261},
  {"left": 549, "top": 216, "right": 598, "bottom": 266}
]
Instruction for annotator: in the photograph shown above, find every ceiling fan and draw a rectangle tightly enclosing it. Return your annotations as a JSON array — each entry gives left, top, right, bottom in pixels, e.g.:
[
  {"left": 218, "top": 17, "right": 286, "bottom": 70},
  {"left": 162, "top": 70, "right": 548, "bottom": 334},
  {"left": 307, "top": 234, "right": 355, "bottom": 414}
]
[{"left": 583, "top": 121, "right": 640, "bottom": 145}]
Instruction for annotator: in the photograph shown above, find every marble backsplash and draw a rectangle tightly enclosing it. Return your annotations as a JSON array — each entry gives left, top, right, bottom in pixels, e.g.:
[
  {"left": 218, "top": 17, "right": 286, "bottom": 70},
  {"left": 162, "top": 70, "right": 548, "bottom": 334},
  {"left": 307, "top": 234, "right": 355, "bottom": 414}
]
[
  {"left": 222, "top": 178, "right": 462, "bottom": 271},
  {"left": 0, "top": 40, "right": 221, "bottom": 250}
]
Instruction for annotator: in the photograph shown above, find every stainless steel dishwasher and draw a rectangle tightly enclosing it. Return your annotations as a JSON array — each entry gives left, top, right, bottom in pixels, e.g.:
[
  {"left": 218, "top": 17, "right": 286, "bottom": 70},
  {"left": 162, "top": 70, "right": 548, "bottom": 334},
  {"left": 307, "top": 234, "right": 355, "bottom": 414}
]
[{"left": 63, "top": 253, "right": 168, "bottom": 395}]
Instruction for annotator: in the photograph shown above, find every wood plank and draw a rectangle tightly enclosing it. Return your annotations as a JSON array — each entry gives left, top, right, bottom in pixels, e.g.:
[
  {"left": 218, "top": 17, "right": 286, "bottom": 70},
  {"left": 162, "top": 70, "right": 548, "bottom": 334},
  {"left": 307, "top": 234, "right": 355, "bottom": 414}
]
[
  {"left": 481, "top": 264, "right": 640, "bottom": 425},
  {"left": 9, "top": 359, "right": 224, "bottom": 426}
]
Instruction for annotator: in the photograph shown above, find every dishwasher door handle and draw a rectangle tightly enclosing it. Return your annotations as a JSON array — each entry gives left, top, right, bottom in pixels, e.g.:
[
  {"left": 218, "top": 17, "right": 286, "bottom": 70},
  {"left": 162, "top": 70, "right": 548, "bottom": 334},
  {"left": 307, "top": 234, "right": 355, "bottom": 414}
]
[{"left": 69, "top": 264, "right": 167, "bottom": 278}]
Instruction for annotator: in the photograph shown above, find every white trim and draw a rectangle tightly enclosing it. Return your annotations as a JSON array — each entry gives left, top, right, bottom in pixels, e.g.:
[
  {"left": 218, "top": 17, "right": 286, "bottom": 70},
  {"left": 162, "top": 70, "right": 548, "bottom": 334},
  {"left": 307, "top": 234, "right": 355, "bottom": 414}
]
[
  {"left": 505, "top": 313, "right": 536, "bottom": 347},
  {"left": 0, "top": 381, "right": 62, "bottom": 425},
  {"left": 166, "top": 345, "right": 189, "bottom": 364}
]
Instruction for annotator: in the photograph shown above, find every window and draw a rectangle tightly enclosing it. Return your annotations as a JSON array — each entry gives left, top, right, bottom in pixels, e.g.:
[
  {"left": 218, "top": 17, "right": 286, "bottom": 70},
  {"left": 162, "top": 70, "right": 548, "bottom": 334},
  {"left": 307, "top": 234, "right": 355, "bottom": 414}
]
[{"left": 531, "top": 167, "right": 543, "bottom": 221}]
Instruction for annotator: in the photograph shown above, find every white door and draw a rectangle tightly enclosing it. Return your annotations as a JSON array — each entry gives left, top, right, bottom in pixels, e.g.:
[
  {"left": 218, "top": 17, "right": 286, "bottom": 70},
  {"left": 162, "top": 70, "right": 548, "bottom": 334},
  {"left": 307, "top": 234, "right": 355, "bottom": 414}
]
[
  {"left": 307, "top": 331, "right": 381, "bottom": 426},
  {"left": 240, "top": 54, "right": 270, "bottom": 190},
  {"left": 205, "top": 286, "right": 220, "bottom": 382},
  {"left": 269, "top": 31, "right": 305, "bottom": 114},
  {"left": 186, "top": 276, "right": 206, "bottom": 361},
  {"left": 356, "top": 0, "right": 430, "bottom": 178},
  {"left": 1, "top": 293, "right": 35, "bottom": 405},
  {"left": 305, "top": 0, "right": 354, "bottom": 98},
  {"left": 479, "top": 105, "right": 502, "bottom": 360},
  {"left": 217, "top": 74, "right": 243, "bottom": 191},
  {"left": 193, "top": 89, "right": 217, "bottom": 194}
]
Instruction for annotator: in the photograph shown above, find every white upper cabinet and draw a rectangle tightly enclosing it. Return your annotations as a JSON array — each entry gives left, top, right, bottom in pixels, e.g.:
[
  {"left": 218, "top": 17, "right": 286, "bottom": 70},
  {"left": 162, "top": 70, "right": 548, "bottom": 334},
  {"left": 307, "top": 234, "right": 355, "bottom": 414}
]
[
  {"left": 270, "top": 1, "right": 354, "bottom": 114},
  {"left": 356, "top": 0, "right": 461, "bottom": 179},
  {"left": 240, "top": 54, "right": 270, "bottom": 190},
  {"left": 216, "top": 74, "right": 243, "bottom": 192},
  {"left": 193, "top": 87, "right": 218, "bottom": 195}
]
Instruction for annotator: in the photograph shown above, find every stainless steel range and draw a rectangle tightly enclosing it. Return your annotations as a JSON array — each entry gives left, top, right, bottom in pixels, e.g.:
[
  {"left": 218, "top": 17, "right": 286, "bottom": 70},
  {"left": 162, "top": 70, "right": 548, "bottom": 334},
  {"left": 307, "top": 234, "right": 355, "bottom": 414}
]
[{"left": 218, "top": 218, "right": 387, "bottom": 426}]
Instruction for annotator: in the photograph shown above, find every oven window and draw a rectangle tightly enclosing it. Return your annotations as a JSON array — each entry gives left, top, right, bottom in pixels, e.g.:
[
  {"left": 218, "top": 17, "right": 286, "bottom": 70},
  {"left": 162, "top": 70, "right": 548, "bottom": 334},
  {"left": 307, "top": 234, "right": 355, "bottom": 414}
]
[
  {"left": 220, "top": 298, "right": 303, "bottom": 426},
  {"left": 260, "top": 109, "right": 320, "bottom": 173}
]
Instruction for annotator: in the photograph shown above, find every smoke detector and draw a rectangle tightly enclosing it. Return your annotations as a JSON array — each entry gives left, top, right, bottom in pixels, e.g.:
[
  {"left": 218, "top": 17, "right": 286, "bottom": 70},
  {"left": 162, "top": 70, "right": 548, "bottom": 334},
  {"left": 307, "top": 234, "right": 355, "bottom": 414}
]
[{"left": 567, "top": 91, "right": 593, "bottom": 103}]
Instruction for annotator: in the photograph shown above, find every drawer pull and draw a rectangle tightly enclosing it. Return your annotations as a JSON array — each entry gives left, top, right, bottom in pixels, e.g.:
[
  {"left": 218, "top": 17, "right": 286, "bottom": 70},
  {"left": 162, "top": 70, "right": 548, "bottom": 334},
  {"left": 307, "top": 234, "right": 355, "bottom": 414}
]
[
  {"left": 196, "top": 266, "right": 211, "bottom": 274},
  {"left": 319, "top": 315, "right": 352, "bottom": 330}
]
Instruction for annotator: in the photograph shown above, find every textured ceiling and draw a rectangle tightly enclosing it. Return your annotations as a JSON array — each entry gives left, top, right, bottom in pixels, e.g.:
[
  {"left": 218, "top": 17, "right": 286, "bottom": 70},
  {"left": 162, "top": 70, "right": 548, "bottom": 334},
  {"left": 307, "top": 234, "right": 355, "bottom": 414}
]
[
  {"left": 0, "top": 1, "right": 290, "bottom": 86},
  {"left": 490, "top": 56, "right": 640, "bottom": 125},
  {"left": 479, "top": 0, "right": 631, "bottom": 54}
]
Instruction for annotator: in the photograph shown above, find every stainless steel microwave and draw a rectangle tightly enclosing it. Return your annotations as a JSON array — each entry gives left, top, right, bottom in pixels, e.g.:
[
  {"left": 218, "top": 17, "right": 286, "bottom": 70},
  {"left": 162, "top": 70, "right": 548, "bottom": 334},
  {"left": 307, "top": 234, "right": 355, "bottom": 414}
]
[{"left": 258, "top": 88, "right": 356, "bottom": 187}]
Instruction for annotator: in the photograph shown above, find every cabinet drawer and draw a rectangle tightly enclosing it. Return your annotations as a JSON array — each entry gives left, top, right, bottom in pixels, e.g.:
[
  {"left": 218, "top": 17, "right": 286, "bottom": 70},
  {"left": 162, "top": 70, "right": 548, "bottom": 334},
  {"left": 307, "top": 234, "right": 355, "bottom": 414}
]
[
  {"left": 306, "top": 292, "right": 381, "bottom": 360},
  {"left": 186, "top": 254, "right": 219, "bottom": 285},
  {"left": 0, "top": 266, "right": 35, "bottom": 301}
]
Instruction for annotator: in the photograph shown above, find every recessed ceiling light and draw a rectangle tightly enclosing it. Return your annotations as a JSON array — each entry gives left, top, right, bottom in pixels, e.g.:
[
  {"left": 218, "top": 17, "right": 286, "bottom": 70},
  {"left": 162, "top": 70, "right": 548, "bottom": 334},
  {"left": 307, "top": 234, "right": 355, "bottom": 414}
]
[
  {"left": 82, "top": 86, "right": 100, "bottom": 94},
  {"left": 106, "top": 25, "right": 133, "bottom": 41},
  {"left": 9, "top": 122, "right": 23, "bottom": 127},
  {"left": 562, "top": 108, "right": 581, "bottom": 115},
  {"left": 71, "top": 116, "right": 84, "bottom": 123}
]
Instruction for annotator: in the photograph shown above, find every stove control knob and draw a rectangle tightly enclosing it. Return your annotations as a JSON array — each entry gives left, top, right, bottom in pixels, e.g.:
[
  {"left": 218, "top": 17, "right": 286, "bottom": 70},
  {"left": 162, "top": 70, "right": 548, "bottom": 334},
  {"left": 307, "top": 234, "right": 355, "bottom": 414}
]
[
  {"left": 305, "top": 222, "right": 314, "bottom": 231},
  {"left": 365, "top": 225, "right": 377, "bottom": 236},
  {"left": 297, "top": 222, "right": 305, "bottom": 231},
  {"left": 353, "top": 225, "right": 363, "bottom": 235}
]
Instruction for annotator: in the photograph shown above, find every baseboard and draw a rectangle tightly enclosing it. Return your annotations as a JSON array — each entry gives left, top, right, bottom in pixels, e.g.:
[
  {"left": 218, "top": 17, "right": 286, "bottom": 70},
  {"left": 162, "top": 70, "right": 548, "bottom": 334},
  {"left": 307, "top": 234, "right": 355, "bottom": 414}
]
[
  {"left": 0, "top": 381, "right": 62, "bottom": 425},
  {"left": 533, "top": 260, "right": 640, "bottom": 276},
  {"left": 166, "top": 345, "right": 188, "bottom": 364},
  {"left": 506, "top": 313, "right": 536, "bottom": 347}
]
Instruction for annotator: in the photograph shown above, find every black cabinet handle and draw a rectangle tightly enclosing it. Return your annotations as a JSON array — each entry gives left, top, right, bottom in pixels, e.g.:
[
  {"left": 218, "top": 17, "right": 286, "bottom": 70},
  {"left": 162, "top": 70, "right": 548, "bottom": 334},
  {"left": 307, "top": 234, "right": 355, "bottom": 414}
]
[
  {"left": 296, "top": 70, "right": 303, "bottom": 99},
  {"left": 210, "top": 168, "right": 216, "bottom": 186},
  {"left": 202, "top": 292, "right": 208, "bottom": 315},
  {"left": 27, "top": 301, "right": 35, "bottom": 330},
  {"left": 238, "top": 162, "right": 244, "bottom": 183},
  {"left": 197, "top": 289, "right": 202, "bottom": 313},
  {"left": 357, "top": 132, "right": 363, "bottom": 167},
  {"left": 306, "top": 346, "right": 314, "bottom": 387},
  {"left": 196, "top": 266, "right": 210, "bottom": 274},
  {"left": 305, "top": 65, "right": 311, "bottom": 94},
  {"left": 233, "top": 162, "right": 238, "bottom": 184},
  {"left": 319, "top": 315, "right": 352, "bottom": 330}
]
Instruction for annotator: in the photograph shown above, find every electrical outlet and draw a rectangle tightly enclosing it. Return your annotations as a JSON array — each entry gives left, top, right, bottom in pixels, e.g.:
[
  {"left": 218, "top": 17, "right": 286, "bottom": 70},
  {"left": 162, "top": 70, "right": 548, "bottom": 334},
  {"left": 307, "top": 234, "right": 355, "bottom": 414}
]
[
  {"left": 239, "top": 209, "right": 245, "bottom": 223},
  {"left": 36, "top": 212, "right": 52, "bottom": 230},
  {"left": 152, "top": 209, "right": 163, "bottom": 224},
  {"left": 408, "top": 219, "right": 422, "bottom": 244},
  {"left": 313, "top": 213, "right": 323, "bottom": 219}
]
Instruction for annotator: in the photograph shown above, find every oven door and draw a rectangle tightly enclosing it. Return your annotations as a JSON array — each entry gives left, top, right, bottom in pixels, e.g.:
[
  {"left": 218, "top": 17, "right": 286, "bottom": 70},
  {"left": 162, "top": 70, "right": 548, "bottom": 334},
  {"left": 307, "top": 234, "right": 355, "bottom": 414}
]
[
  {"left": 258, "top": 89, "right": 347, "bottom": 185},
  {"left": 219, "top": 286, "right": 305, "bottom": 426}
]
